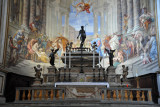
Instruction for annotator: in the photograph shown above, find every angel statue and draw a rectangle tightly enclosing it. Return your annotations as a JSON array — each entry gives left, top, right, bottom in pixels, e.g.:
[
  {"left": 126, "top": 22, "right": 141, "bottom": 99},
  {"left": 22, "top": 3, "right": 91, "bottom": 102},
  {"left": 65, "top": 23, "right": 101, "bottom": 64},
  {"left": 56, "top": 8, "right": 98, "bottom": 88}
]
[
  {"left": 49, "top": 48, "right": 59, "bottom": 66},
  {"left": 105, "top": 49, "right": 115, "bottom": 66}
]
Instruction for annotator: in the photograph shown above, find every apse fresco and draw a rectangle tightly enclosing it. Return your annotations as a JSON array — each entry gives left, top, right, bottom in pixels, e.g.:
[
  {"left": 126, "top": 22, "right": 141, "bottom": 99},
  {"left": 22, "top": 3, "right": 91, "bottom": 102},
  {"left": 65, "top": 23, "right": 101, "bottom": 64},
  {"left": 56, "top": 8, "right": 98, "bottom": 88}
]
[{"left": 6, "top": 0, "right": 159, "bottom": 76}]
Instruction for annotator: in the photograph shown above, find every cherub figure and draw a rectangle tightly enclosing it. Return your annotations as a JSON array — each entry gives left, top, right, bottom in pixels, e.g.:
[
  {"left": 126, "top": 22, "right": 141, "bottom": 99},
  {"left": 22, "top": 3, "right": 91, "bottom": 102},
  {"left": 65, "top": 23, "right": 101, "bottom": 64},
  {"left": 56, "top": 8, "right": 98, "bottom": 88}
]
[
  {"left": 49, "top": 48, "right": 59, "bottom": 66},
  {"left": 72, "top": 0, "right": 92, "bottom": 16},
  {"left": 122, "top": 65, "right": 129, "bottom": 82},
  {"left": 34, "top": 64, "right": 42, "bottom": 79}
]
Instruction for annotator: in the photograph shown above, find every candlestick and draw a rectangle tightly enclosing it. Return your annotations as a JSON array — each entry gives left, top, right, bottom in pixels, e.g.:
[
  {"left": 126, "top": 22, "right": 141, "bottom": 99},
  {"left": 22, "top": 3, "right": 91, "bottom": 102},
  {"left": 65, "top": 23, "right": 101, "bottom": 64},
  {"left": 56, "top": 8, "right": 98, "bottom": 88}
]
[
  {"left": 65, "top": 51, "right": 66, "bottom": 68},
  {"left": 103, "top": 55, "right": 104, "bottom": 68},
  {"left": 69, "top": 51, "right": 71, "bottom": 69},
  {"left": 93, "top": 51, "right": 95, "bottom": 68},
  {"left": 43, "top": 66, "right": 44, "bottom": 74},
  {"left": 59, "top": 55, "right": 60, "bottom": 68},
  {"left": 99, "top": 51, "right": 100, "bottom": 68}
]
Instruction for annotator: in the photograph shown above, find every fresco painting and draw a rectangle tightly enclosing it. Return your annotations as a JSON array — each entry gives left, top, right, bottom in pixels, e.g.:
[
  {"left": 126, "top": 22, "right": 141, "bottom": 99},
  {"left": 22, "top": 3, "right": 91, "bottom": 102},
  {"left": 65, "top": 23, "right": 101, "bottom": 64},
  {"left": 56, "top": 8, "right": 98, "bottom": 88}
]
[{"left": 6, "top": 0, "right": 159, "bottom": 76}]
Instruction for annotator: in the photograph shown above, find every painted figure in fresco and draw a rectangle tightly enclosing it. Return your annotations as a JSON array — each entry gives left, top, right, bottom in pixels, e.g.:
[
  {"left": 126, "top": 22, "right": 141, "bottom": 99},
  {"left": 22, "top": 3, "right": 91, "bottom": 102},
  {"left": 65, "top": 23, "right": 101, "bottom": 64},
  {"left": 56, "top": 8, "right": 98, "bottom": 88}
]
[
  {"left": 133, "top": 30, "right": 144, "bottom": 56},
  {"left": 52, "top": 34, "right": 69, "bottom": 56},
  {"left": 22, "top": 37, "right": 28, "bottom": 58},
  {"left": 103, "top": 36, "right": 111, "bottom": 51},
  {"left": 122, "top": 38, "right": 134, "bottom": 60},
  {"left": 13, "top": 29, "right": 25, "bottom": 59},
  {"left": 149, "top": 27, "right": 157, "bottom": 61},
  {"left": 91, "top": 33, "right": 102, "bottom": 56},
  {"left": 142, "top": 49, "right": 151, "bottom": 64},
  {"left": 109, "top": 33, "right": 120, "bottom": 50},
  {"left": 105, "top": 49, "right": 115, "bottom": 66},
  {"left": 8, "top": 36, "right": 18, "bottom": 66},
  {"left": 49, "top": 48, "right": 59, "bottom": 66},
  {"left": 36, "top": 48, "right": 49, "bottom": 63},
  {"left": 25, "top": 39, "right": 38, "bottom": 60},
  {"left": 123, "top": 14, "right": 130, "bottom": 33},
  {"left": 72, "top": 0, "right": 92, "bottom": 16},
  {"left": 77, "top": 26, "right": 86, "bottom": 48},
  {"left": 113, "top": 50, "right": 124, "bottom": 67},
  {"left": 34, "top": 64, "right": 42, "bottom": 79},
  {"left": 139, "top": 7, "right": 154, "bottom": 31},
  {"left": 29, "top": 16, "right": 41, "bottom": 36}
]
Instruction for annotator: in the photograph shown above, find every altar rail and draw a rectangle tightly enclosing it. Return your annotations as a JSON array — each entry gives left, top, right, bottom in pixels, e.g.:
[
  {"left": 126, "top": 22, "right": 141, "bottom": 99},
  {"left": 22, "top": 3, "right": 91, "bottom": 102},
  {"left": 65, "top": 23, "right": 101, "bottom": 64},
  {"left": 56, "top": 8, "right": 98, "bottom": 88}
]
[
  {"left": 15, "top": 87, "right": 65, "bottom": 102},
  {"left": 100, "top": 88, "right": 153, "bottom": 104}
]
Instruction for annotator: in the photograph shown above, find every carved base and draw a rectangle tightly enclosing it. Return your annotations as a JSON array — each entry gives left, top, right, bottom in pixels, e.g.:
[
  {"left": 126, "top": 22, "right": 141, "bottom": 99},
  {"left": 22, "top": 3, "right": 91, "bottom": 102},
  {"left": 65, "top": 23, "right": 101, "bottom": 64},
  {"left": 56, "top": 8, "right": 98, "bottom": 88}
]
[
  {"left": 32, "top": 78, "right": 42, "bottom": 86},
  {"left": 47, "top": 66, "right": 57, "bottom": 73},
  {"left": 107, "top": 66, "right": 116, "bottom": 74}
]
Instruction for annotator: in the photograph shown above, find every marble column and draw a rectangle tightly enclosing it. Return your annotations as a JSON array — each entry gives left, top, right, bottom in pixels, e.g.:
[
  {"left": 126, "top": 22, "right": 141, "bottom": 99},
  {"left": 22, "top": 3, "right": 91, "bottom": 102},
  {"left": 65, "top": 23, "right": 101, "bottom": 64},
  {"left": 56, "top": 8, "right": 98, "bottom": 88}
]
[
  {"left": 58, "top": 11, "right": 62, "bottom": 34},
  {"left": 41, "top": 0, "right": 46, "bottom": 34},
  {"left": 127, "top": 0, "right": 133, "bottom": 34},
  {"left": 48, "top": 7, "right": 52, "bottom": 39},
  {"left": 121, "top": 0, "right": 127, "bottom": 34},
  {"left": 51, "top": 7, "right": 55, "bottom": 38},
  {"left": 53, "top": 8, "right": 58, "bottom": 37},
  {"left": 100, "top": 12, "right": 104, "bottom": 37},
  {"left": 110, "top": 6, "right": 113, "bottom": 34},
  {"left": 149, "top": 0, "right": 155, "bottom": 17},
  {"left": 55, "top": 9, "right": 59, "bottom": 36},
  {"left": 108, "top": 13, "right": 111, "bottom": 35},
  {"left": 64, "top": 13, "right": 69, "bottom": 38},
  {"left": 36, "top": 0, "right": 42, "bottom": 16},
  {"left": 117, "top": 0, "right": 122, "bottom": 34},
  {"left": 46, "top": 0, "right": 49, "bottom": 37},
  {"left": 105, "top": 12, "right": 108, "bottom": 35},
  {"left": 22, "top": 0, "right": 29, "bottom": 28},
  {"left": 94, "top": 13, "right": 98, "bottom": 35},
  {"left": 133, "top": 0, "right": 140, "bottom": 32},
  {"left": 29, "top": 0, "right": 36, "bottom": 23},
  {"left": 19, "top": 0, "right": 23, "bottom": 26},
  {"left": 9, "top": 0, "right": 14, "bottom": 22}
]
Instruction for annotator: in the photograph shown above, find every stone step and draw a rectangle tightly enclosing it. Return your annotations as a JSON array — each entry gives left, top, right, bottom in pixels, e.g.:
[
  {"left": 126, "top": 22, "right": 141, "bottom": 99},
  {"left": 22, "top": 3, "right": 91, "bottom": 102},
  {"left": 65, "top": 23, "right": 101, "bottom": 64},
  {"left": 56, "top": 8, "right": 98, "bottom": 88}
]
[
  {"left": 143, "top": 59, "right": 158, "bottom": 67},
  {"left": 1, "top": 100, "right": 157, "bottom": 107},
  {"left": 146, "top": 63, "right": 159, "bottom": 70}
]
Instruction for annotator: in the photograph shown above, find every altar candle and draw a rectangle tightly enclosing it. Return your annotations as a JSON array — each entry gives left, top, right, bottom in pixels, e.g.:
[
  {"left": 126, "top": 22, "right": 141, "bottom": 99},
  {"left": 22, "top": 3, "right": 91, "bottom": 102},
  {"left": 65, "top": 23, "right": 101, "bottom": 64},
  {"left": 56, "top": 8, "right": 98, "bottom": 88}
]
[
  {"left": 59, "top": 56, "right": 60, "bottom": 68},
  {"left": 69, "top": 51, "right": 71, "bottom": 69},
  {"left": 99, "top": 51, "right": 100, "bottom": 68},
  {"left": 103, "top": 55, "right": 104, "bottom": 68},
  {"left": 65, "top": 51, "right": 66, "bottom": 68},
  {"left": 43, "top": 66, "right": 44, "bottom": 74},
  {"left": 93, "top": 51, "right": 95, "bottom": 68}
]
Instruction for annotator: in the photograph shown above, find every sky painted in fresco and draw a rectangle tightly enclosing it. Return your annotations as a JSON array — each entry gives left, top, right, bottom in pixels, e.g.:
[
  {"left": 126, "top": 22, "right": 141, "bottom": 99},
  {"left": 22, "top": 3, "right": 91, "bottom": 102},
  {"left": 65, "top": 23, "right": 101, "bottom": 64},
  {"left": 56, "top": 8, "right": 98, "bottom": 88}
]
[{"left": 62, "top": 1, "right": 101, "bottom": 36}]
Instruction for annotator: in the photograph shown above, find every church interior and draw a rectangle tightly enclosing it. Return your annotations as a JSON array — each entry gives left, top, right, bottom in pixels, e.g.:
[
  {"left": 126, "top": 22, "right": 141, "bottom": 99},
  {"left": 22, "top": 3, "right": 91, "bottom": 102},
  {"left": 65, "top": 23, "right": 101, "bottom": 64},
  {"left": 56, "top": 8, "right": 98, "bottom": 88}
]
[{"left": 0, "top": 0, "right": 160, "bottom": 106}]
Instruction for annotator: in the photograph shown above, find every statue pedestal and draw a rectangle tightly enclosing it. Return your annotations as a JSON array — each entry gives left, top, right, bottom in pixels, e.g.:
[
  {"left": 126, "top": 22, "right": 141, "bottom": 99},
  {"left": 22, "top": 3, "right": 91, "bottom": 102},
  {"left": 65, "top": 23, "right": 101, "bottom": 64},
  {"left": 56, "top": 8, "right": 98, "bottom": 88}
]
[
  {"left": 32, "top": 78, "right": 42, "bottom": 86},
  {"left": 42, "top": 66, "right": 58, "bottom": 85},
  {"left": 47, "top": 66, "right": 57, "bottom": 73},
  {"left": 107, "top": 66, "right": 121, "bottom": 87}
]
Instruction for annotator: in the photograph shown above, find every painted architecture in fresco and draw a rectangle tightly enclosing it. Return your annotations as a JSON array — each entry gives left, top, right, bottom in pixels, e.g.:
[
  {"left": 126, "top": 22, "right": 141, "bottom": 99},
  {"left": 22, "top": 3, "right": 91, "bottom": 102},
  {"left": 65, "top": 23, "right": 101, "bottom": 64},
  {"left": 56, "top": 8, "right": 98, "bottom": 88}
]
[{"left": 5, "top": 0, "right": 159, "bottom": 77}]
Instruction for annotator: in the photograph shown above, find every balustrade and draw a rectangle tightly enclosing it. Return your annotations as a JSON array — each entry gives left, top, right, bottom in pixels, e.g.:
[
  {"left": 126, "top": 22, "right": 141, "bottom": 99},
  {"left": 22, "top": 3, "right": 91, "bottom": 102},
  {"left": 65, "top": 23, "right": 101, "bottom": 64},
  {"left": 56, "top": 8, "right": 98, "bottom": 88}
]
[
  {"left": 15, "top": 87, "right": 65, "bottom": 102},
  {"left": 101, "top": 88, "right": 153, "bottom": 103}
]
